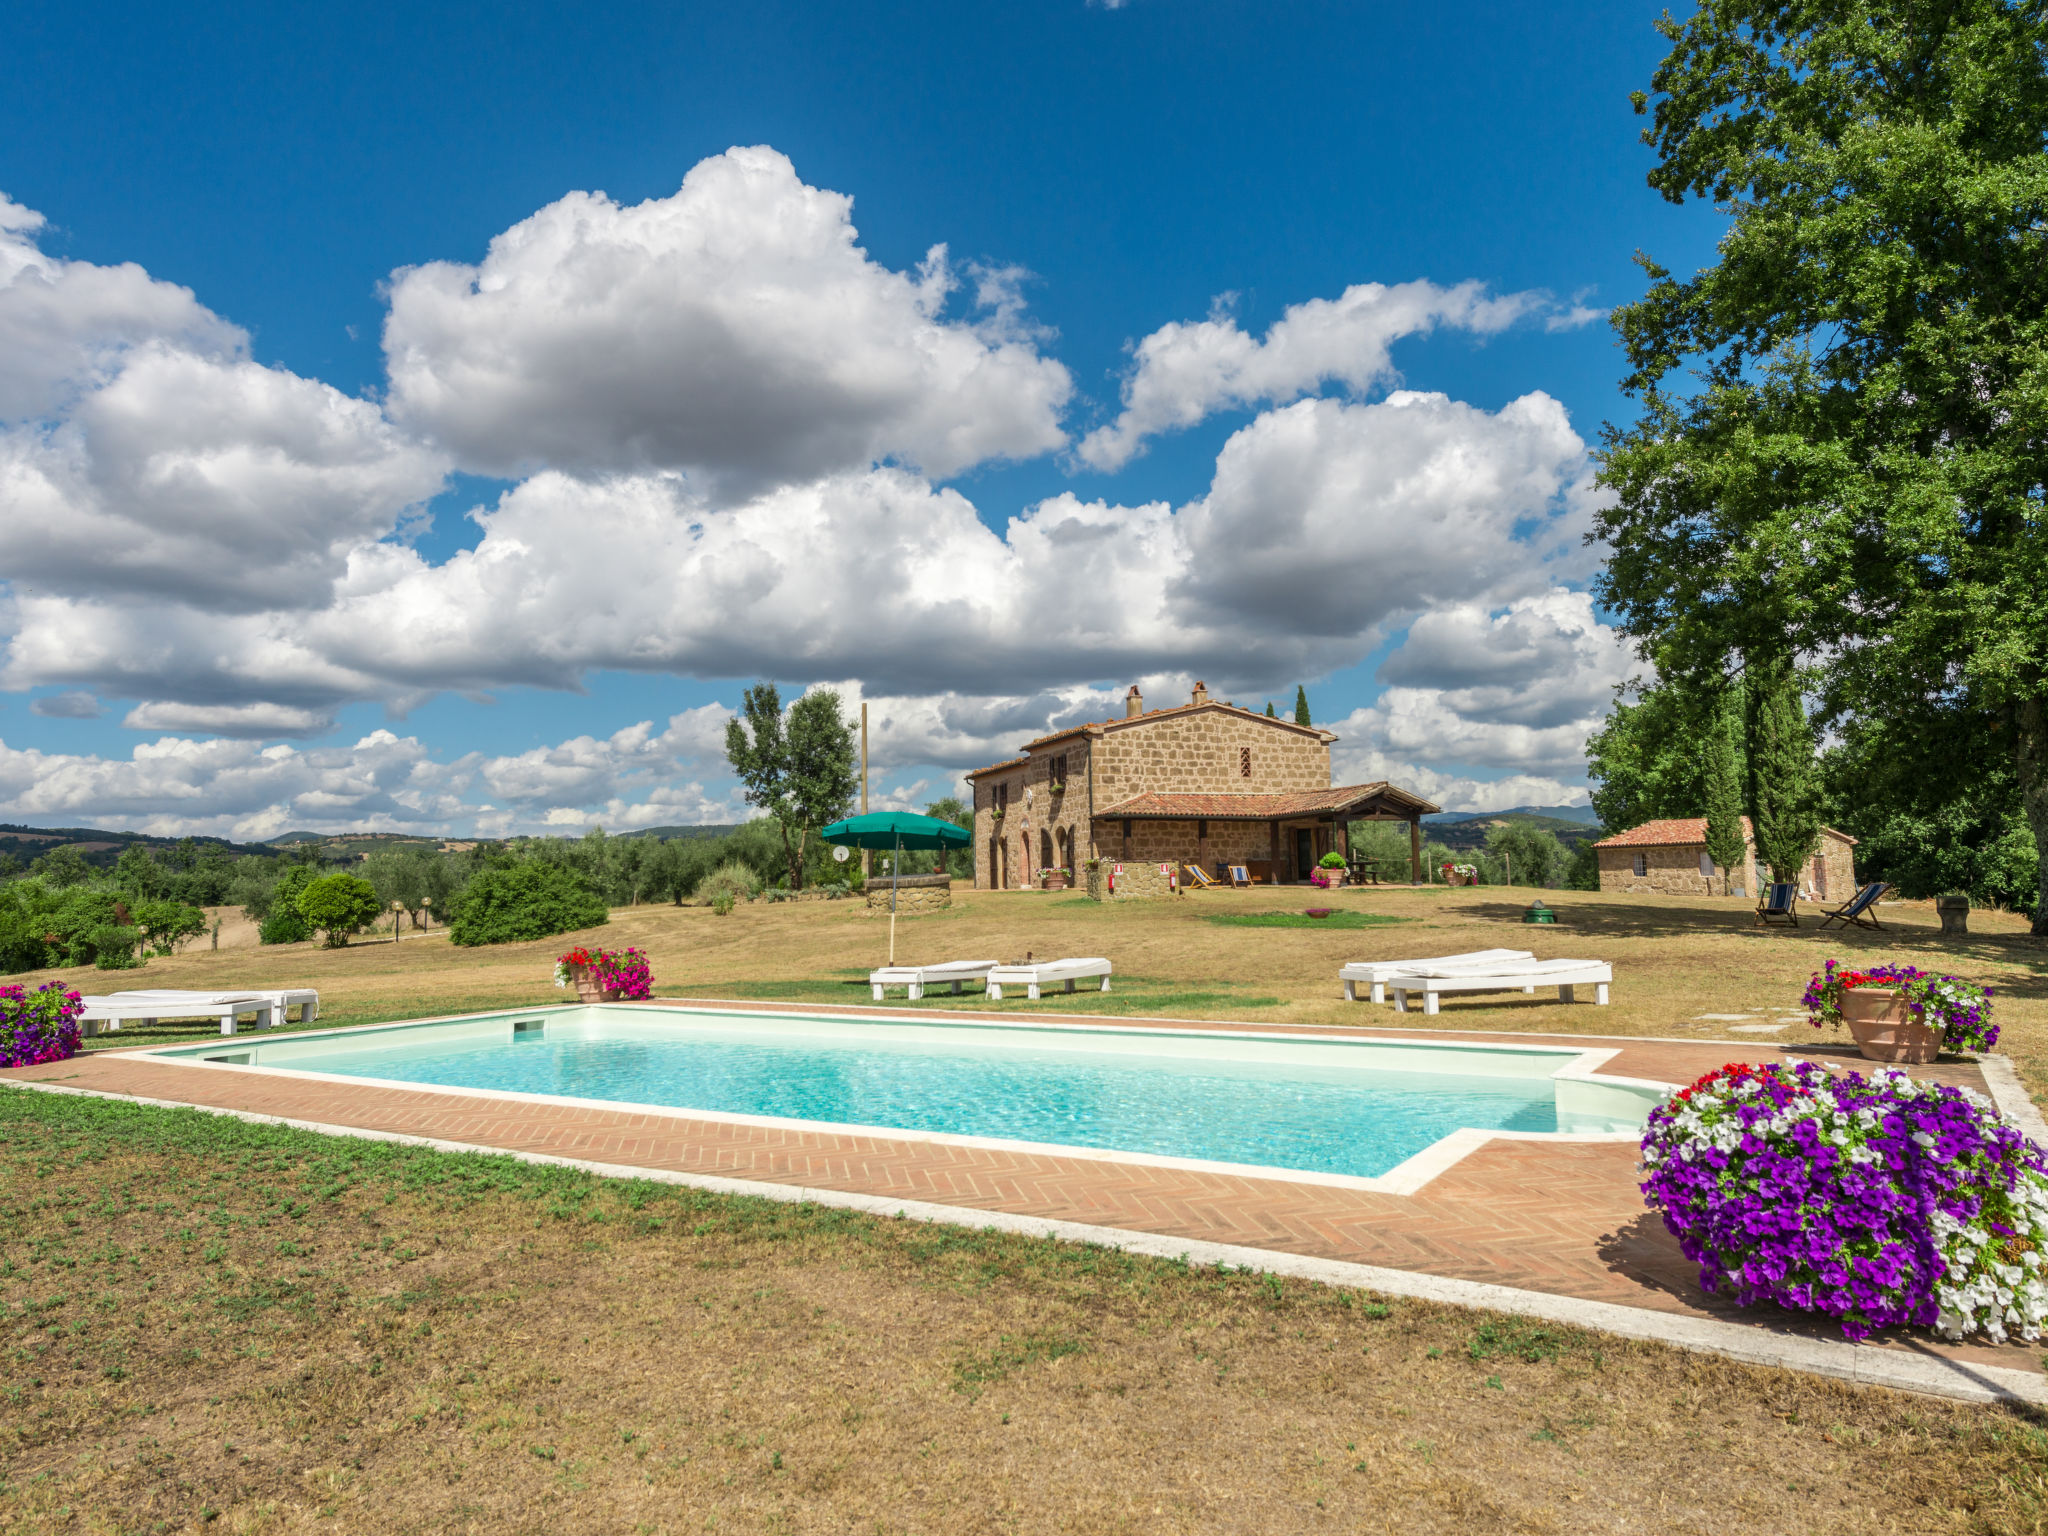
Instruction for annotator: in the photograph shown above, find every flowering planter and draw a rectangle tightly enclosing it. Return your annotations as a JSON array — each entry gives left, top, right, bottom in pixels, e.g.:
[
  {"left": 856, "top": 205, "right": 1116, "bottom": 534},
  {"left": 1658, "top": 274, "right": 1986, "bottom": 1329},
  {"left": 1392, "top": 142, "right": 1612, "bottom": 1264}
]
[
  {"left": 565, "top": 964, "right": 619, "bottom": 1004},
  {"left": 1040, "top": 874, "right": 1071, "bottom": 891},
  {"left": 1842, "top": 986, "right": 1942, "bottom": 1064},
  {"left": 1642, "top": 1059, "right": 2048, "bottom": 1343}
]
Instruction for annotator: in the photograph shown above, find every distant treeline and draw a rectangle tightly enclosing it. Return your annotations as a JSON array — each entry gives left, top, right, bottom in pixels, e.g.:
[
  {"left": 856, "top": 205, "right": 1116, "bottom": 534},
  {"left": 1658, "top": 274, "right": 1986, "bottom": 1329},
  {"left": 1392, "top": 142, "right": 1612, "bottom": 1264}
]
[{"left": 0, "top": 813, "right": 976, "bottom": 974}]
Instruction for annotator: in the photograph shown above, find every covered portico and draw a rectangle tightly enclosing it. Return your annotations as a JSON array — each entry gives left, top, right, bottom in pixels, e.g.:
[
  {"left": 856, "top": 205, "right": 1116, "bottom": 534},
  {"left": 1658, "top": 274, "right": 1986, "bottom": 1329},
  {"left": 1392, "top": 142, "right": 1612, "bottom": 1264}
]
[{"left": 1092, "top": 782, "right": 1442, "bottom": 885}]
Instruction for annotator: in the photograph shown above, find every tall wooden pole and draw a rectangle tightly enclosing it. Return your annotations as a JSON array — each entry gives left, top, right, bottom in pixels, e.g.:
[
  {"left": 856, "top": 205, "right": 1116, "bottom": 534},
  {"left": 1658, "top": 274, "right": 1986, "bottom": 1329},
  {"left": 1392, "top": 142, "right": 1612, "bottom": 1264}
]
[{"left": 860, "top": 702, "right": 871, "bottom": 882}]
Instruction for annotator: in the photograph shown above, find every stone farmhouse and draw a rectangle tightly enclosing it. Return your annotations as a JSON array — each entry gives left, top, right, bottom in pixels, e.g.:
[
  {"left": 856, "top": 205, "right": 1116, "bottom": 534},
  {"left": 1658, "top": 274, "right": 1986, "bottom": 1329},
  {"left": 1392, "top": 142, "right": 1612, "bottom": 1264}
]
[
  {"left": 1592, "top": 816, "right": 1857, "bottom": 901},
  {"left": 965, "top": 683, "right": 1440, "bottom": 896}
]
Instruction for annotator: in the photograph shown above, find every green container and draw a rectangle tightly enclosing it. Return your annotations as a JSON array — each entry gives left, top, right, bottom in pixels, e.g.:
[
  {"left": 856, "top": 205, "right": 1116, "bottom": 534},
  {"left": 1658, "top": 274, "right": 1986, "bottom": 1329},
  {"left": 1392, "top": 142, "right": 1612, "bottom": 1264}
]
[{"left": 1522, "top": 901, "right": 1557, "bottom": 925}]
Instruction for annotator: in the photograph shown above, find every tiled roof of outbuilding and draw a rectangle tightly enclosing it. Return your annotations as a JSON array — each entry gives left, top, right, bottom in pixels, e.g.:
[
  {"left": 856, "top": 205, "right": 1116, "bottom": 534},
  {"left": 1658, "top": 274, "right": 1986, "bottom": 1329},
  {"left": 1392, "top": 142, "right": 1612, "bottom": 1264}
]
[{"left": 1592, "top": 816, "right": 1857, "bottom": 848}]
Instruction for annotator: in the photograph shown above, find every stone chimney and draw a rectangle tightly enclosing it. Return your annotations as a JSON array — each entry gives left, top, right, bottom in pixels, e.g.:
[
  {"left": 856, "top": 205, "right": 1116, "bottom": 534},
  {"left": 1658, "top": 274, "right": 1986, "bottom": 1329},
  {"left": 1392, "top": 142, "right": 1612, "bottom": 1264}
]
[
  {"left": 1191, "top": 681, "right": 1209, "bottom": 707},
  {"left": 1125, "top": 685, "right": 1144, "bottom": 718}
]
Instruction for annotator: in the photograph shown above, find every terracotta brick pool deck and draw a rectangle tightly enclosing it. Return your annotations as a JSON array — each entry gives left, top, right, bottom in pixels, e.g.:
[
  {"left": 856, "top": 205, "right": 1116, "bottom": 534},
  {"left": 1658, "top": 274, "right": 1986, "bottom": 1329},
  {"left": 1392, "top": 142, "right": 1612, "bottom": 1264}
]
[{"left": 7, "top": 997, "right": 2042, "bottom": 1388}]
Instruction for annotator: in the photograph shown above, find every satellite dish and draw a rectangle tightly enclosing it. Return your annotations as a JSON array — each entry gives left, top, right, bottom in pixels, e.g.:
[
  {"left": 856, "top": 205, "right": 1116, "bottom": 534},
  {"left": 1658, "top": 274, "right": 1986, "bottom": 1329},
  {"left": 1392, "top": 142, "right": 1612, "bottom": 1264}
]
[{"left": 832, "top": 845, "right": 850, "bottom": 863}]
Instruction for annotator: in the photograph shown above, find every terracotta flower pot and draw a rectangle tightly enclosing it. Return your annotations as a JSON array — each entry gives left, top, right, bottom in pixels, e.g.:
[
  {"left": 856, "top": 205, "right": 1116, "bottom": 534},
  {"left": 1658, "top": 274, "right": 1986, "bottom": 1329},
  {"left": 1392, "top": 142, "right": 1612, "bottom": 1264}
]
[
  {"left": 567, "top": 964, "right": 614, "bottom": 1005},
  {"left": 1842, "top": 986, "right": 1942, "bottom": 1064}
]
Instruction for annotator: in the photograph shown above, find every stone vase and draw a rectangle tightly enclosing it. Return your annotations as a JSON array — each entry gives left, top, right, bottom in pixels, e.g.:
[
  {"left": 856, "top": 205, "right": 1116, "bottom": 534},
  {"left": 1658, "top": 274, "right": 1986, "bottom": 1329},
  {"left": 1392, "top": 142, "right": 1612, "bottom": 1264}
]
[
  {"left": 1935, "top": 894, "right": 1971, "bottom": 938},
  {"left": 1041, "top": 872, "right": 1071, "bottom": 891},
  {"left": 1842, "top": 986, "right": 1942, "bottom": 1064}
]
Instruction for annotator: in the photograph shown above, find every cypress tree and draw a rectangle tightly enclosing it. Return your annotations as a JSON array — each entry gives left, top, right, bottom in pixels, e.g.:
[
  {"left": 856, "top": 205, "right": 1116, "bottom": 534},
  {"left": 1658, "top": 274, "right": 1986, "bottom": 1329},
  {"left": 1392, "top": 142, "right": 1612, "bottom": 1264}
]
[
  {"left": 1264, "top": 701, "right": 1276, "bottom": 718},
  {"left": 1745, "top": 656, "right": 1823, "bottom": 883},
  {"left": 1293, "top": 686, "right": 1311, "bottom": 727},
  {"left": 1701, "top": 687, "right": 1747, "bottom": 894}
]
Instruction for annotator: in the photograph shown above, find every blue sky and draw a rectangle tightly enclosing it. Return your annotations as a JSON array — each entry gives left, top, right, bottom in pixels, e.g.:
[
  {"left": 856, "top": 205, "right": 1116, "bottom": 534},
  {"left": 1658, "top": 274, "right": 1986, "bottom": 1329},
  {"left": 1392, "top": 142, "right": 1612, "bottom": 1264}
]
[{"left": 0, "top": 0, "right": 1722, "bottom": 836}]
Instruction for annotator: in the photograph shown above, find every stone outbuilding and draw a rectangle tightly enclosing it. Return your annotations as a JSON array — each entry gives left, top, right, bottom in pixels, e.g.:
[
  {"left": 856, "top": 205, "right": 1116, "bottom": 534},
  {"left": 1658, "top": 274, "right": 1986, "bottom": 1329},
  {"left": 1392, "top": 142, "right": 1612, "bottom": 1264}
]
[
  {"left": 1592, "top": 816, "right": 1857, "bottom": 901},
  {"left": 964, "top": 682, "right": 1440, "bottom": 891}
]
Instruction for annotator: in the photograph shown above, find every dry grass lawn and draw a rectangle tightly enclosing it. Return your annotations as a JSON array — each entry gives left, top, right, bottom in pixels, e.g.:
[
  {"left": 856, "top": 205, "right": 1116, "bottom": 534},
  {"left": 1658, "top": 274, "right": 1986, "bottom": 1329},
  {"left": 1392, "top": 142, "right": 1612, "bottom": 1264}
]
[
  {"left": 9, "top": 883, "right": 2048, "bottom": 1532},
  {"left": 3, "top": 1091, "right": 2047, "bottom": 1536}
]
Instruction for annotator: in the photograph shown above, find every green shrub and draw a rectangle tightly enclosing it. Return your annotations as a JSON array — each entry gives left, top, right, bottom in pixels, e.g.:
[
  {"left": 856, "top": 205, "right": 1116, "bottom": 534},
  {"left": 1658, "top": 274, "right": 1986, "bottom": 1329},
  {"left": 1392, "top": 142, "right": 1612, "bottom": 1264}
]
[
  {"left": 132, "top": 899, "right": 206, "bottom": 957},
  {"left": 696, "top": 861, "right": 761, "bottom": 908},
  {"left": 90, "top": 925, "right": 143, "bottom": 969},
  {"left": 711, "top": 892, "right": 736, "bottom": 917},
  {"left": 297, "top": 873, "right": 383, "bottom": 948},
  {"left": 259, "top": 906, "right": 312, "bottom": 945},
  {"left": 448, "top": 861, "right": 609, "bottom": 946},
  {"left": 1563, "top": 838, "right": 1602, "bottom": 891}
]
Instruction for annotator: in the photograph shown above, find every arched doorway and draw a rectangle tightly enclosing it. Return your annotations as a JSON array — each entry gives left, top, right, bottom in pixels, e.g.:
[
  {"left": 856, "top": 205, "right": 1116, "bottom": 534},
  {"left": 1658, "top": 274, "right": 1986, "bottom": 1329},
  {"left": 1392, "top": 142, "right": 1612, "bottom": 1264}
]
[{"left": 1039, "top": 828, "right": 1054, "bottom": 870}]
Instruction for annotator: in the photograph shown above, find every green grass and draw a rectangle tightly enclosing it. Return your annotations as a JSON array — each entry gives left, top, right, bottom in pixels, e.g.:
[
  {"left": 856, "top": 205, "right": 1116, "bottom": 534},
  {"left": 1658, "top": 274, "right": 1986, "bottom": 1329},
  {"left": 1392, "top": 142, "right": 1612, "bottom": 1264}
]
[{"left": 1204, "top": 910, "right": 1413, "bottom": 930}]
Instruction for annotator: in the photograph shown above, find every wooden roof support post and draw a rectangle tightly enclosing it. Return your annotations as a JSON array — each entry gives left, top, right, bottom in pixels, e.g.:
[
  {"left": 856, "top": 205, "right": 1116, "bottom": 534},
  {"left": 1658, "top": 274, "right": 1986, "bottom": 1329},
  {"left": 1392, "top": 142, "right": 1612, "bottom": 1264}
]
[{"left": 1410, "top": 814, "right": 1423, "bottom": 885}]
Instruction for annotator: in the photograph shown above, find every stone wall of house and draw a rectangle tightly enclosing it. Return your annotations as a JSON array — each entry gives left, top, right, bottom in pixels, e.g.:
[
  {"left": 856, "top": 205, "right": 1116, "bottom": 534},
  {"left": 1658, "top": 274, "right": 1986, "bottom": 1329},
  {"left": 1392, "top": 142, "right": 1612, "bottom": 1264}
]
[
  {"left": 971, "top": 704, "right": 1341, "bottom": 889},
  {"left": 1599, "top": 831, "right": 1858, "bottom": 900},
  {"left": 1597, "top": 844, "right": 1723, "bottom": 896},
  {"left": 971, "top": 744, "right": 1094, "bottom": 890},
  {"left": 1090, "top": 709, "right": 1328, "bottom": 806},
  {"left": 1809, "top": 833, "right": 1858, "bottom": 903}
]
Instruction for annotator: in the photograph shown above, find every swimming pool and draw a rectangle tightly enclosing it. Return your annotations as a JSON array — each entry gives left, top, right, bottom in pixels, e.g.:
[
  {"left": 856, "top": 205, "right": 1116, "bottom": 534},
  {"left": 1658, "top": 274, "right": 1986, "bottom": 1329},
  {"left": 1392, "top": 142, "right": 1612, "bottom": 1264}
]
[{"left": 146, "top": 1006, "right": 1669, "bottom": 1190}]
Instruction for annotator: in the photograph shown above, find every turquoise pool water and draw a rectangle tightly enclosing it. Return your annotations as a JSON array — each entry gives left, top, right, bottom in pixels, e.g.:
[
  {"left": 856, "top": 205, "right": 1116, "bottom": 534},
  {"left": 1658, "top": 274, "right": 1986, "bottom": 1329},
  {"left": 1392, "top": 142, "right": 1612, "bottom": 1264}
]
[{"left": 171, "top": 1008, "right": 1641, "bottom": 1181}]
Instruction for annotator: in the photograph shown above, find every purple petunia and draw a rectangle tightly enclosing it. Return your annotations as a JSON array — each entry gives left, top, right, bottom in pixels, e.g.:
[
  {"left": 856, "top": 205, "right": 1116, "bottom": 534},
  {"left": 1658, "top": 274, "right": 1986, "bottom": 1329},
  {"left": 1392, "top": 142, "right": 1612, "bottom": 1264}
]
[
  {"left": 0, "top": 983, "right": 84, "bottom": 1069},
  {"left": 1641, "top": 1060, "right": 2048, "bottom": 1342}
]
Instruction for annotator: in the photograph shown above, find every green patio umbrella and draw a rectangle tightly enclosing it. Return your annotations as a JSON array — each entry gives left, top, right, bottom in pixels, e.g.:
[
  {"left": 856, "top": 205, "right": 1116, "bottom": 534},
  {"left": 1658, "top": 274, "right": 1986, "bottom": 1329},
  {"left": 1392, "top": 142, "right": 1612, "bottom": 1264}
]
[{"left": 821, "top": 810, "right": 972, "bottom": 964}]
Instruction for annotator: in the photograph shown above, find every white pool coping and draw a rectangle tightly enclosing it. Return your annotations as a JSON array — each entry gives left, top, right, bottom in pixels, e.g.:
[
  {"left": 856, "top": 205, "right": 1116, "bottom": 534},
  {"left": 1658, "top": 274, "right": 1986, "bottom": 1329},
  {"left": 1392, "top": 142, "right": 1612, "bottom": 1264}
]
[{"left": 128, "top": 1000, "right": 1677, "bottom": 1197}]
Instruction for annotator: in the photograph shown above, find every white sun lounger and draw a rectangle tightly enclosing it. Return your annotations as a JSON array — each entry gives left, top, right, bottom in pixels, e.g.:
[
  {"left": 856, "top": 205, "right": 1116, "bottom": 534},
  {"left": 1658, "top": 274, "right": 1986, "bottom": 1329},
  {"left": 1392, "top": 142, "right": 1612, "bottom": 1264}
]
[
  {"left": 869, "top": 960, "right": 1001, "bottom": 1000},
  {"left": 984, "top": 958, "right": 1112, "bottom": 1001},
  {"left": 1389, "top": 959, "right": 1612, "bottom": 1016},
  {"left": 1340, "top": 949, "right": 1535, "bottom": 1004},
  {"left": 108, "top": 988, "right": 320, "bottom": 1029},
  {"left": 79, "top": 993, "right": 277, "bottom": 1038}
]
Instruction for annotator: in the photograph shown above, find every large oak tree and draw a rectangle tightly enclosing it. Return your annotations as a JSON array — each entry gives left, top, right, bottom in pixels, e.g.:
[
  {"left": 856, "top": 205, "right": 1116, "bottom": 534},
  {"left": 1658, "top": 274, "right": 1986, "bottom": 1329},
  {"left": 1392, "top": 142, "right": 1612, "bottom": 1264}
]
[{"left": 1597, "top": 0, "right": 2048, "bottom": 928}]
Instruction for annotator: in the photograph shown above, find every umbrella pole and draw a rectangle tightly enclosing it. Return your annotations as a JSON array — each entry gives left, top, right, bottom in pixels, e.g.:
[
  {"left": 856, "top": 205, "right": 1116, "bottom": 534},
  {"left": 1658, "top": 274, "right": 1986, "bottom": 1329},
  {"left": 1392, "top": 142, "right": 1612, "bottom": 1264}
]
[{"left": 889, "top": 834, "right": 900, "bottom": 965}]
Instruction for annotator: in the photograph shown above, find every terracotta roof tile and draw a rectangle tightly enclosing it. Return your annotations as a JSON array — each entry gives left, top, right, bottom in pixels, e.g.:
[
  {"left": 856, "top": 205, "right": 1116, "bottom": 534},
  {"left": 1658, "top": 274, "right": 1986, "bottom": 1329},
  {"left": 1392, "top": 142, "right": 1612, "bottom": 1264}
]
[
  {"left": 1094, "top": 783, "right": 1441, "bottom": 819},
  {"left": 1591, "top": 817, "right": 1857, "bottom": 849},
  {"left": 1016, "top": 699, "right": 1333, "bottom": 752},
  {"left": 963, "top": 757, "right": 1026, "bottom": 779},
  {"left": 1592, "top": 817, "right": 1723, "bottom": 849}
]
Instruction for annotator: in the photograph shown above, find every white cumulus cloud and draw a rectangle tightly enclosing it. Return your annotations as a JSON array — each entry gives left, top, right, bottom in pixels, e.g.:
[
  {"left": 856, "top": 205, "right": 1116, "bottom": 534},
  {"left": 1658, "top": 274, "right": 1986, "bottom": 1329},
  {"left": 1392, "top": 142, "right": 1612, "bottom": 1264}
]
[
  {"left": 0, "top": 201, "right": 447, "bottom": 614},
  {"left": 382, "top": 146, "right": 1072, "bottom": 495},
  {"left": 1076, "top": 279, "right": 1557, "bottom": 471}
]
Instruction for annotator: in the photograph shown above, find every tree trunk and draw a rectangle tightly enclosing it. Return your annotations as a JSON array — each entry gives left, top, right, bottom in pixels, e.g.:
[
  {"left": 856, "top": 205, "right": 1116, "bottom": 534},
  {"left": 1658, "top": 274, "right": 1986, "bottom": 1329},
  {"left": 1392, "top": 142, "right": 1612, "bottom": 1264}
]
[
  {"left": 778, "top": 819, "right": 803, "bottom": 893},
  {"left": 2019, "top": 697, "right": 2048, "bottom": 935}
]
